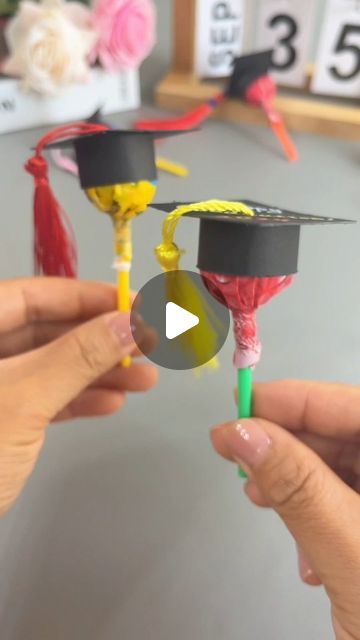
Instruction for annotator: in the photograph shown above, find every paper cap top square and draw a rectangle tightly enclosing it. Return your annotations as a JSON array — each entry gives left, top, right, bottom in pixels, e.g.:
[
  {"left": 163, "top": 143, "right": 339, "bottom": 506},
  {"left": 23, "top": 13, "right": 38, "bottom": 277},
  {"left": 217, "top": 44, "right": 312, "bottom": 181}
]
[{"left": 152, "top": 200, "right": 353, "bottom": 277}]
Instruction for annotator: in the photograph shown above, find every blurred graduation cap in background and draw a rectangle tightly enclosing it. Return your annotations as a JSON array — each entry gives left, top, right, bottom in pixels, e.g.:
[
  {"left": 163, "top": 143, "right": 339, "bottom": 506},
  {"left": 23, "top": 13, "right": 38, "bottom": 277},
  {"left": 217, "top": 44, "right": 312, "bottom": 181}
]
[
  {"left": 136, "top": 50, "right": 298, "bottom": 163},
  {"left": 226, "top": 50, "right": 273, "bottom": 99}
]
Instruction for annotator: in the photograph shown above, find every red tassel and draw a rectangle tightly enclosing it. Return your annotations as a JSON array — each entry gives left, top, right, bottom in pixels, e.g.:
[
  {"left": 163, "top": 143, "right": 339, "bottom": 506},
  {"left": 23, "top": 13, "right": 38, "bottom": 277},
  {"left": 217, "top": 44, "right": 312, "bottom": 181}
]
[
  {"left": 135, "top": 93, "right": 224, "bottom": 131},
  {"left": 25, "top": 122, "right": 108, "bottom": 278},
  {"left": 25, "top": 155, "right": 78, "bottom": 277}
]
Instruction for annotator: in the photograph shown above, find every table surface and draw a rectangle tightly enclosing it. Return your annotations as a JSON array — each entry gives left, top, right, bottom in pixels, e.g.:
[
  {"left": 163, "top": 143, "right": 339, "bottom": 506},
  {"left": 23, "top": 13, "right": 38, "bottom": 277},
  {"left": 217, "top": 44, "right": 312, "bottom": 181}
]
[{"left": 0, "top": 106, "right": 359, "bottom": 640}]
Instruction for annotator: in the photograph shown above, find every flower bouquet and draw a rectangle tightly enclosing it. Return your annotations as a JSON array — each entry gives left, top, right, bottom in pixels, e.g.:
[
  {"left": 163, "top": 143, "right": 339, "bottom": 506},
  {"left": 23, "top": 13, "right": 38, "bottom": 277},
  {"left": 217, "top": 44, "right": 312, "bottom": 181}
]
[{"left": 0, "top": 0, "right": 156, "bottom": 133}]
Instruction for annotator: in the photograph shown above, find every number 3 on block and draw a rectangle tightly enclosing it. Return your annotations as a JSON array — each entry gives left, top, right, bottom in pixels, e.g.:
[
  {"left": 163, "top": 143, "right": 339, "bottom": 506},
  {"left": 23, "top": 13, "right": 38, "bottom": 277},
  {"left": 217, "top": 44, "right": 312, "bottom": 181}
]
[
  {"left": 255, "top": 0, "right": 317, "bottom": 88},
  {"left": 313, "top": 0, "right": 360, "bottom": 97}
]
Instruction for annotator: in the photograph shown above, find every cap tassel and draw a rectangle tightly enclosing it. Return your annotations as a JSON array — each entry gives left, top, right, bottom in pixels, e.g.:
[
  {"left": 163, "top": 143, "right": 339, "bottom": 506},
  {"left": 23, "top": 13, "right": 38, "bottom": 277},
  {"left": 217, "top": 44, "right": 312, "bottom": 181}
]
[
  {"left": 25, "top": 154, "right": 78, "bottom": 277},
  {"left": 135, "top": 94, "right": 224, "bottom": 131},
  {"left": 25, "top": 122, "right": 108, "bottom": 277},
  {"left": 245, "top": 75, "right": 299, "bottom": 163},
  {"left": 154, "top": 200, "right": 255, "bottom": 373}
]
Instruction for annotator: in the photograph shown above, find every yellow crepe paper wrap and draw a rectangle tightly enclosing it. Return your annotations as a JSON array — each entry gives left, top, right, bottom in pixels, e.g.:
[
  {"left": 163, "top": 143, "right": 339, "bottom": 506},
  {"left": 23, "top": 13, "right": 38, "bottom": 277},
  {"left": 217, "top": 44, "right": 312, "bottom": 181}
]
[
  {"left": 86, "top": 180, "right": 157, "bottom": 367},
  {"left": 86, "top": 181, "right": 157, "bottom": 220}
]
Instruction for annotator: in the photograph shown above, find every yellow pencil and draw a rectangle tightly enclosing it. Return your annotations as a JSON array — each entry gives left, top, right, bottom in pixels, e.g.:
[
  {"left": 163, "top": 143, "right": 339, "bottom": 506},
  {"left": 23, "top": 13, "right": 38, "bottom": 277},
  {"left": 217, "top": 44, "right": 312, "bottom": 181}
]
[
  {"left": 117, "top": 270, "right": 132, "bottom": 368},
  {"left": 156, "top": 156, "right": 189, "bottom": 178},
  {"left": 115, "top": 221, "right": 133, "bottom": 368}
]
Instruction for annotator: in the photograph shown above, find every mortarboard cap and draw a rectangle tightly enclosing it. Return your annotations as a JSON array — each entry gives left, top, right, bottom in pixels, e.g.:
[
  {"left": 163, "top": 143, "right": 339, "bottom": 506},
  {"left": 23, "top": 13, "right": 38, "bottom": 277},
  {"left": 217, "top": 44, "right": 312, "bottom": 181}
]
[
  {"left": 46, "top": 129, "right": 191, "bottom": 189},
  {"left": 151, "top": 200, "right": 353, "bottom": 278},
  {"left": 226, "top": 50, "right": 273, "bottom": 98},
  {"left": 87, "top": 108, "right": 106, "bottom": 125}
]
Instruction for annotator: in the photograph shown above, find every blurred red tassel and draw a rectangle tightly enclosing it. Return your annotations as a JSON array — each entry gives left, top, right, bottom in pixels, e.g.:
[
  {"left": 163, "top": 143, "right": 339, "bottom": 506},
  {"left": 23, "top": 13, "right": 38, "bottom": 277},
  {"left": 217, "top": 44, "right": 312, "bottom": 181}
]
[
  {"left": 135, "top": 94, "right": 224, "bottom": 131},
  {"left": 25, "top": 155, "right": 78, "bottom": 277},
  {"left": 25, "top": 122, "right": 107, "bottom": 278}
]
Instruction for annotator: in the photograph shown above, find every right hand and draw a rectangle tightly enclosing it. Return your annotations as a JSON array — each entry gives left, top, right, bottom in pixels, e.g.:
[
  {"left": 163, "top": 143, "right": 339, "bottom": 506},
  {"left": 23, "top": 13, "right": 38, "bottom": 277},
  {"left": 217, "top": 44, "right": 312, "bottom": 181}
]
[{"left": 211, "top": 381, "right": 360, "bottom": 640}]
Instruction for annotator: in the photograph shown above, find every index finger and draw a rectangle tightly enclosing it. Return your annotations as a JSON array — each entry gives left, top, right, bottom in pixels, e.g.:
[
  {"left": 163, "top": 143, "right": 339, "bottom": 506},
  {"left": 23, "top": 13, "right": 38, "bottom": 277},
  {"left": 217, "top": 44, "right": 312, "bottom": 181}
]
[
  {"left": 250, "top": 380, "right": 360, "bottom": 440},
  {"left": 0, "top": 278, "right": 118, "bottom": 332}
]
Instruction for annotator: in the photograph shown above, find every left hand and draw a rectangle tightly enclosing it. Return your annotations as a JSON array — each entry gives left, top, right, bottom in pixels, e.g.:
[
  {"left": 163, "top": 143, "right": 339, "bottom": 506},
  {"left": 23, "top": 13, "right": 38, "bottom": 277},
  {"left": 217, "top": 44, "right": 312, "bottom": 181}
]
[
  {"left": 0, "top": 277, "right": 158, "bottom": 419},
  {"left": 0, "top": 277, "right": 158, "bottom": 514}
]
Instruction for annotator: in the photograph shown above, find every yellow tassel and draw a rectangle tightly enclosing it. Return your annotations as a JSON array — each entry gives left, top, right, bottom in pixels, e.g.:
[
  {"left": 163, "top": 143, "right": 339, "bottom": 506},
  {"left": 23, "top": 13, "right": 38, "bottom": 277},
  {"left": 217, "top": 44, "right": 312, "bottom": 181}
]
[{"left": 155, "top": 200, "right": 255, "bottom": 372}]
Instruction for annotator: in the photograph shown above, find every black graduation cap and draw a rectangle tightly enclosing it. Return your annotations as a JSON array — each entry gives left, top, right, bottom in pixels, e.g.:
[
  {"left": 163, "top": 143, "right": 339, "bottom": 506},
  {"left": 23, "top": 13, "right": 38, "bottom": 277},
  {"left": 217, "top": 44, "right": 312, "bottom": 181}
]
[
  {"left": 87, "top": 107, "right": 106, "bottom": 125},
  {"left": 226, "top": 49, "right": 273, "bottom": 98},
  {"left": 46, "top": 129, "right": 190, "bottom": 189},
  {"left": 151, "top": 200, "right": 353, "bottom": 277}
]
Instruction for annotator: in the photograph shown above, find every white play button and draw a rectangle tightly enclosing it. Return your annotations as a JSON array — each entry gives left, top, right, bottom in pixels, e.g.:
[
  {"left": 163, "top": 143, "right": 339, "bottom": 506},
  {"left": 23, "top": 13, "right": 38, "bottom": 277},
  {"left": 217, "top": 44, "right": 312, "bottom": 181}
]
[
  {"left": 166, "top": 302, "right": 199, "bottom": 340},
  {"left": 131, "top": 271, "right": 230, "bottom": 370}
]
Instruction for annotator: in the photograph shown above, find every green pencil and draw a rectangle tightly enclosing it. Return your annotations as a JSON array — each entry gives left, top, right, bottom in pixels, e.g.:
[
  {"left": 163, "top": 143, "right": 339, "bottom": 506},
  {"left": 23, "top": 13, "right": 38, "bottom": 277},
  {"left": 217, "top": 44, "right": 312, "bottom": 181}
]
[{"left": 237, "top": 366, "right": 252, "bottom": 478}]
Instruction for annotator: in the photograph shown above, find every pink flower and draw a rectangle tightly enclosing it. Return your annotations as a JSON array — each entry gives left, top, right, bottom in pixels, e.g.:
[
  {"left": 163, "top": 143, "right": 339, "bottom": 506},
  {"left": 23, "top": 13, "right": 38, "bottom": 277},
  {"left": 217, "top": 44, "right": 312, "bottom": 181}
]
[{"left": 92, "top": 0, "right": 156, "bottom": 71}]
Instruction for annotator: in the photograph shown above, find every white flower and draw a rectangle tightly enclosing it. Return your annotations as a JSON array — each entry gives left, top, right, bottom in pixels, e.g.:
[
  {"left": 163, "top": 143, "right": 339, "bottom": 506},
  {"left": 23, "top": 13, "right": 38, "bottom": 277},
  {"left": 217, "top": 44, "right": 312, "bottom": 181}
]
[{"left": 2, "top": 0, "right": 97, "bottom": 96}]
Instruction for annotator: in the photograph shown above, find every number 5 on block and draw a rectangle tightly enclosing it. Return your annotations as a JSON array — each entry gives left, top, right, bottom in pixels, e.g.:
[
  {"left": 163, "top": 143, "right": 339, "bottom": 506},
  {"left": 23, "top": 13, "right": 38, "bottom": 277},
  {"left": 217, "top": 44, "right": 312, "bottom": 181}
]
[
  {"left": 312, "top": 0, "right": 360, "bottom": 97},
  {"left": 255, "top": 0, "right": 317, "bottom": 88}
]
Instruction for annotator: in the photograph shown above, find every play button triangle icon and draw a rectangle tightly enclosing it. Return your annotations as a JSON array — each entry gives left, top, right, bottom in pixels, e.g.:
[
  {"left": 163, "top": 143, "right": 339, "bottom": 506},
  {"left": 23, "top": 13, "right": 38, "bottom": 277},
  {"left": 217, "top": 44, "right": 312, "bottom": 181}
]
[
  {"left": 166, "top": 302, "right": 199, "bottom": 340},
  {"left": 131, "top": 271, "right": 230, "bottom": 370}
]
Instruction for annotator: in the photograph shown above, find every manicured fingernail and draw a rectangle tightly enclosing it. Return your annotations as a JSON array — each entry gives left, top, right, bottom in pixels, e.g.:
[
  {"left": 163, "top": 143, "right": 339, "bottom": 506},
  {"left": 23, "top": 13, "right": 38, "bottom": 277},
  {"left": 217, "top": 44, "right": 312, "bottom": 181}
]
[
  {"left": 108, "top": 312, "right": 144, "bottom": 346},
  {"left": 224, "top": 420, "right": 272, "bottom": 469}
]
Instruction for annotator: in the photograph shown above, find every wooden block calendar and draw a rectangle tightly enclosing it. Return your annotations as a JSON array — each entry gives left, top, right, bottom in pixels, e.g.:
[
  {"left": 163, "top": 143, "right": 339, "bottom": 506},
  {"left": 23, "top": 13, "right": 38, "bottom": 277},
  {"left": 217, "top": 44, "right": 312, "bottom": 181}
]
[{"left": 157, "top": 0, "right": 360, "bottom": 141}]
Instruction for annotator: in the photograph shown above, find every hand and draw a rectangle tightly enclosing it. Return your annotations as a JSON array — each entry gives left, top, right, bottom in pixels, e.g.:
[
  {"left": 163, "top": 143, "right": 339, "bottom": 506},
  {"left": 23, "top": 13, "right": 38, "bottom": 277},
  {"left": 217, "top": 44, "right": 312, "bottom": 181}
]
[
  {"left": 0, "top": 277, "right": 158, "bottom": 516},
  {"left": 211, "top": 381, "right": 360, "bottom": 640}
]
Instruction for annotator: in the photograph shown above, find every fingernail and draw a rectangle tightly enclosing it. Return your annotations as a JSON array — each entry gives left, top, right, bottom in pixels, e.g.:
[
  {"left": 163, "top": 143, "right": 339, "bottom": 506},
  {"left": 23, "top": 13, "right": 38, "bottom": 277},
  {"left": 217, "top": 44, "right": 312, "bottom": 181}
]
[
  {"left": 298, "top": 554, "right": 314, "bottom": 583},
  {"left": 224, "top": 420, "right": 272, "bottom": 469},
  {"left": 297, "top": 546, "right": 320, "bottom": 585},
  {"left": 107, "top": 312, "right": 144, "bottom": 346}
]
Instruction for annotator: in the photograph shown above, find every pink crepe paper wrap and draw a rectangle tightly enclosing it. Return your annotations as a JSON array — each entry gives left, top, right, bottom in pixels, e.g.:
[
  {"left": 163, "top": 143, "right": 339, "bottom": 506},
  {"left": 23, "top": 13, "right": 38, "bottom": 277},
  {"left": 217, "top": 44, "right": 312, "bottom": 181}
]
[
  {"left": 202, "top": 272, "right": 294, "bottom": 369},
  {"left": 91, "top": 0, "right": 156, "bottom": 71}
]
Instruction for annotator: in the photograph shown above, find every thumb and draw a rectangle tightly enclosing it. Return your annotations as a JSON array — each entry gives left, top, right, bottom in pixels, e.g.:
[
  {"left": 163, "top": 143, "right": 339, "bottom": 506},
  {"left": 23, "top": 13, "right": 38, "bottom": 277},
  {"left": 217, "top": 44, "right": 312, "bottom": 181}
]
[
  {"left": 22, "top": 311, "right": 145, "bottom": 419},
  {"left": 211, "top": 418, "right": 360, "bottom": 590}
]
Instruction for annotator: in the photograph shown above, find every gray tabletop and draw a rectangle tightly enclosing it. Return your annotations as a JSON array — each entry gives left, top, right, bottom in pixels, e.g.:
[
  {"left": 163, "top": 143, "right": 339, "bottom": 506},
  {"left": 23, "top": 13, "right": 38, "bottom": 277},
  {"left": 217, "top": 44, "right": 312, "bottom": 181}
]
[{"left": 0, "top": 103, "right": 359, "bottom": 640}]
